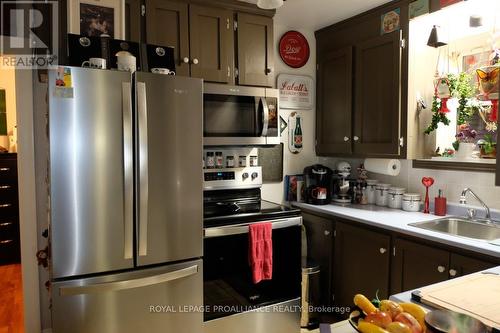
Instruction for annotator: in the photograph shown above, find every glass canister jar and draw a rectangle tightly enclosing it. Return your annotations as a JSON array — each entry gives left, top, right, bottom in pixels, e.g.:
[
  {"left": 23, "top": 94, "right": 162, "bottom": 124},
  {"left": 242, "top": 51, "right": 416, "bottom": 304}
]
[
  {"left": 402, "top": 193, "right": 422, "bottom": 212},
  {"left": 388, "top": 187, "right": 406, "bottom": 209},
  {"left": 375, "top": 183, "right": 391, "bottom": 206},
  {"left": 366, "top": 179, "right": 379, "bottom": 204}
]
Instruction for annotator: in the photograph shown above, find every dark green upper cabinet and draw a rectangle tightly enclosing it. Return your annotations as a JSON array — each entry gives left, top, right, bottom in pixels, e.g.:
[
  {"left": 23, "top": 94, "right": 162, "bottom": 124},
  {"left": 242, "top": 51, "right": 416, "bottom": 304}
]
[
  {"left": 146, "top": 0, "right": 190, "bottom": 76},
  {"left": 125, "top": 0, "right": 143, "bottom": 43},
  {"left": 315, "top": 0, "right": 409, "bottom": 158},
  {"left": 236, "top": 13, "right": 274, "bottom": 87},
  {"left": 316, "top": 47, "right": 353, "bottom": 155},
  {"left": 189, "top": 5, "right": 233, "bottom": 83},
  {"left": 353, "top": 32, "right": 402, "bottom": 156}
]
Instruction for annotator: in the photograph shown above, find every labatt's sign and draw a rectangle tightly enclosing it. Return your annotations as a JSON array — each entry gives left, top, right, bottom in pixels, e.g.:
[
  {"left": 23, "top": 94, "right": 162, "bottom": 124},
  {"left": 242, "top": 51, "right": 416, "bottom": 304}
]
[
  {"left": 278, "top": 74, "right": 313, "bottom": 110},
  {"left": 279, "top": 31, "right": 310, "bottom": 68},
  {"left": 280, "top": 80, "right": 308, "bottom": 97}
]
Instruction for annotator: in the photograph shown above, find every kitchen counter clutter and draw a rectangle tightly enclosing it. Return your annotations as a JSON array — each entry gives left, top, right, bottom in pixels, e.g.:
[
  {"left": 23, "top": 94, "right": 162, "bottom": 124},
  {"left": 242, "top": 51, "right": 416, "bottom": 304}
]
[{"left": 294, "top": 202, "right": 500, "bottom": 258}]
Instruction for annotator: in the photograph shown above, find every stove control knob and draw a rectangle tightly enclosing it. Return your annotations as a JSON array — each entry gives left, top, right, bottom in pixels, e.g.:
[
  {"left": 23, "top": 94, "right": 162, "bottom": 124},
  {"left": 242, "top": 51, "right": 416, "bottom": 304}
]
[
  {"left": 242, "top": 172, "right": 249, "bottom": 180},
  {"left": 251, "top": 172, "right": 258, "bottom": 180}
]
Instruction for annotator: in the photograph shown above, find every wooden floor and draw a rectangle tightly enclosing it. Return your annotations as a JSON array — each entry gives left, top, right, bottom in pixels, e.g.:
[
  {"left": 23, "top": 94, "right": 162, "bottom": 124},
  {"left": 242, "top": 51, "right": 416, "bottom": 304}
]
[{"left": 0, "top": 264, "right": 24, "bottom": 333}]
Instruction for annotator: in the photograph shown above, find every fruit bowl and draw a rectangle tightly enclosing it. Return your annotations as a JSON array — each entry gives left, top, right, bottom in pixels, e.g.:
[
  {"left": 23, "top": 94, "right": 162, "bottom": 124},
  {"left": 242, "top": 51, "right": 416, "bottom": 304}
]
[{"left": 348, "top": 306, "right": 364, "bottom": 333}]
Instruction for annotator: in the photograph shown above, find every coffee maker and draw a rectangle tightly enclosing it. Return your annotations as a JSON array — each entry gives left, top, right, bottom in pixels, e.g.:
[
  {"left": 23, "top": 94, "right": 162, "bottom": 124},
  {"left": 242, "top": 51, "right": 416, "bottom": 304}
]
[{"left": 303, "top": 164, "right": 333, "bottom": 205}]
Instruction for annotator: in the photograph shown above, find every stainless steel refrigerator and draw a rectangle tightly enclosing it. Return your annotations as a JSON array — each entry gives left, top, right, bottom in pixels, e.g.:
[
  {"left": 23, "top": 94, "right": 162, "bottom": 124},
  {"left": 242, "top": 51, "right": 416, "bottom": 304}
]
[{"left": 48, "top": 67, "right": 203, "bottom": 333}]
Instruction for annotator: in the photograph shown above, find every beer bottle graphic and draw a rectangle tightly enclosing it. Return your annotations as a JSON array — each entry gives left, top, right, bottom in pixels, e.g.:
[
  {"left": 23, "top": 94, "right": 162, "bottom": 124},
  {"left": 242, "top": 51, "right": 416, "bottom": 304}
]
[{"left": 294, "top": 116, "right": 303, "bottom": 149}]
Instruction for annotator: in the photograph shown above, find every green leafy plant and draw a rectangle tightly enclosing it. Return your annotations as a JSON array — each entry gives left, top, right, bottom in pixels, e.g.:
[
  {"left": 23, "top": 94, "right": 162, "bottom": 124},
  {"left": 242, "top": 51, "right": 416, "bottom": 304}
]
[
  {"left": 425, "top": 96, "right": 450, "bottom": 134},
  {"left": 448, "top": 72, "right": 475, "bottom": 125},
  {"left": 481, "top": 134, "right": 497, "bottom": 155}
]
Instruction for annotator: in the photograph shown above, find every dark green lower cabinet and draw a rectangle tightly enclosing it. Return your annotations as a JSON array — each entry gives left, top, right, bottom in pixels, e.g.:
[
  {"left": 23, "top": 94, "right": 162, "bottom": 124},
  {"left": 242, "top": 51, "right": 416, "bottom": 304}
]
[
  {"left": 334, "top": 221, "right": 391, "bottom": 312},
  {"left": 391, "top": 238, "right": 449, "bottom": 294}
]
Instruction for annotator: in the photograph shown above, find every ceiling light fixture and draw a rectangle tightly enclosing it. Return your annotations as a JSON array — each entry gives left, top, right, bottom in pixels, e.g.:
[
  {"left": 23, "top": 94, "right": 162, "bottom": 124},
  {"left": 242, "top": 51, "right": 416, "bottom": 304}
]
[
  {"left": 257, "top": 0, "right": 284, "bottom": 9},
  {"left": 427, "top": 25, "right": 447, "bottom": 48}
]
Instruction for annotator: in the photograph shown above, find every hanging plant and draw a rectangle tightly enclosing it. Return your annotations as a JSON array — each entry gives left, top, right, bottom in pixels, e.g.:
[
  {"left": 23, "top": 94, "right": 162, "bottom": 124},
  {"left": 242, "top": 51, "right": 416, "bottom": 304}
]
[
  {"left": 425, "top": 95, "right": 451, "bottom": 134},
  {"left": 448, "top": 72, "right": 475, "bottom": 125}
]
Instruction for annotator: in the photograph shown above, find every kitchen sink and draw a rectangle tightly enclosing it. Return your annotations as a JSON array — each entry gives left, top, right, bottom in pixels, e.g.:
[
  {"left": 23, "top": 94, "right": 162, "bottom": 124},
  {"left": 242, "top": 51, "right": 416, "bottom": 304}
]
[{"left": 409, "top": 217, "right": 500, "bottom": 241}]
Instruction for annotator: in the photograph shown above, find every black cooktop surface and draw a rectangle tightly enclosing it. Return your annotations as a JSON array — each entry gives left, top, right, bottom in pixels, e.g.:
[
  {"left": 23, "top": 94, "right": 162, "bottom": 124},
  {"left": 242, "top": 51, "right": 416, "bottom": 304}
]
[{"left": 203, "top": 200, "right": 301, "bottom": 228}]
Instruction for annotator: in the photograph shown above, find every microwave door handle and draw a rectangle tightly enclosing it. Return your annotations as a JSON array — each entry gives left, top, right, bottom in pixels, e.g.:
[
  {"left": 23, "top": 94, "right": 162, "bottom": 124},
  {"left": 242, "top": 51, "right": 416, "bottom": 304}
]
[
  {"left": 137, "top": 81, "right": 149, "bottom": 257},
  {"left": 261, "top": 97, "right": 269, "bottom": 136}
]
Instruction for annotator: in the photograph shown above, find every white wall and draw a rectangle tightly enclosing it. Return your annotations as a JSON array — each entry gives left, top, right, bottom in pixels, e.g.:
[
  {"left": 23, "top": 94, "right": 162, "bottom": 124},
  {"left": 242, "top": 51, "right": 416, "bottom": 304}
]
[{"left": 261, "top": 24, "right": 318, "bottom": 204}]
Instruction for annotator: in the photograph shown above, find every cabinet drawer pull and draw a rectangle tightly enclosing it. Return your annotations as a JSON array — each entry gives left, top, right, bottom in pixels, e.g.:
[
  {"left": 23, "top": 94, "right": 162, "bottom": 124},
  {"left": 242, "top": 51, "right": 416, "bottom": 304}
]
[
  {"left": 343, "top": 136, "right": 350, "bottom": 142},
  {"left": 449, "top": 269, "right": 457, "bottom": 277},
  {"left": 379, "top": 247, "right": 387, "bottom": 254},
  {"left": 324, "top": 230, "right": 330, "bottom": 236},
  {"left": 192, "top": 58, "right": 199, "bottom": 65},
  {"left": 0, "top": 185, "right": 11, "bottom": 189},
  {"left": 437, "top": 265, "right": 446, "bottom": 273},
  {"left": 0, "top": 222, "right": 13, "bottom": 227},
  {"left": 353, "top": 136, "right": 359, "bottom": 142},
  {"left": 0, "top": 239, "right": 13, "bottom": 244},
  {"left": 183, "top": 57, "right": 190, "bottom": 64},
  {"left": 0, "top": 203, "right": 11, "bottom": 208},
  {"left": 0, "top": 167, "right": 10, "bottom": 171}
]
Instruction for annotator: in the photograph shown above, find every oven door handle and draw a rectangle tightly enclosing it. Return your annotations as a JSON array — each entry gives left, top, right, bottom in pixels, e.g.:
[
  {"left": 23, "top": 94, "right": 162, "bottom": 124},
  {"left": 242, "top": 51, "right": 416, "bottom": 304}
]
[{"left": 204, "top": 216, "right": 302, "bottom": 238}]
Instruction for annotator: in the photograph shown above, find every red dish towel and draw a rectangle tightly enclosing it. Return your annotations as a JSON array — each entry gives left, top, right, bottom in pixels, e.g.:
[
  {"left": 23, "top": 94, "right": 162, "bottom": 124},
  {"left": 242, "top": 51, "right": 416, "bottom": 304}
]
[{"left": 248, "top": 222, "right": 273, "bottom": 284}]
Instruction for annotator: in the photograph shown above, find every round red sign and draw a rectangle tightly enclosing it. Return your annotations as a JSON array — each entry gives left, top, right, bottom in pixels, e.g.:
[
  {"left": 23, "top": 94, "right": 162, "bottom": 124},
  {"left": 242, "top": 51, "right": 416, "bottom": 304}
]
[{"left": 279, "top": 31, "right": 310, "bottom": 68}]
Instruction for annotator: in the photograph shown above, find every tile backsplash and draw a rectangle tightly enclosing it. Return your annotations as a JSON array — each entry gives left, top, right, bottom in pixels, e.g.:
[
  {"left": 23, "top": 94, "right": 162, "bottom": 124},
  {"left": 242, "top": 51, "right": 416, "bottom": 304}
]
[{"left": 319, "top": 158, "right": 500, "bottom": 210}]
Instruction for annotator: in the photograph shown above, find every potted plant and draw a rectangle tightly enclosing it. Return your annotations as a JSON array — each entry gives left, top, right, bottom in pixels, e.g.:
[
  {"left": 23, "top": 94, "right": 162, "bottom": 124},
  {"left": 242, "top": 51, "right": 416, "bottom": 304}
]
[
  {"left": 478, "top": 134, "right": 497, "bottom": 159},
  {"left": 454, "top": 124, "right": 477, "bottom": 159}
]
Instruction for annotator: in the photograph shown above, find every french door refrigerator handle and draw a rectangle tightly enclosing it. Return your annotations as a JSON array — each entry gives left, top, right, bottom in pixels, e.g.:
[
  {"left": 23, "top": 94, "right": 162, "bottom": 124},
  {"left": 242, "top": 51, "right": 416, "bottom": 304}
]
[
  {"left": 122, "top": 82, "right": 133, "bottom": 260},
  {"left": 59, "top": 264, "right": 199, "bottom": 296},
  {"left": 137, "top": 81, "right": 149, "bottom": 256},
  {"left": 204, "top": 216, "right": 302, "bottom": 238},
  {"left": 261, "top": 97, "right": 269, "bottom": 136}
]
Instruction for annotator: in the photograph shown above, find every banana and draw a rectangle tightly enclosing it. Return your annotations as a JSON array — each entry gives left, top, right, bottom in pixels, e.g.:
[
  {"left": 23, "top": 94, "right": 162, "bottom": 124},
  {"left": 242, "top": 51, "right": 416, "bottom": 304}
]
[
  {"left": 400, "top": 303, "right": 427, "bottom": 332},
  {"left": 354, "top": 294, "right": 378, "bottom": 315}
]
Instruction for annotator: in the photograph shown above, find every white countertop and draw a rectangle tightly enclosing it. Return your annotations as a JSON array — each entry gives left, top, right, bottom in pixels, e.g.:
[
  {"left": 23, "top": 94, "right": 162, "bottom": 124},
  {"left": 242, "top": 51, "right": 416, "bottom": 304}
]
[{"left": 293, "top": 202, "right": 500, "bottom": 258}]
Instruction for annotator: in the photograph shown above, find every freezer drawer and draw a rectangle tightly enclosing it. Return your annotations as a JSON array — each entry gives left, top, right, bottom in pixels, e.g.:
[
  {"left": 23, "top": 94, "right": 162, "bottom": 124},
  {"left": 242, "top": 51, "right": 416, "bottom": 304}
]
[{"left": 52, "top": 260, "right": 203, "bottom": 333}]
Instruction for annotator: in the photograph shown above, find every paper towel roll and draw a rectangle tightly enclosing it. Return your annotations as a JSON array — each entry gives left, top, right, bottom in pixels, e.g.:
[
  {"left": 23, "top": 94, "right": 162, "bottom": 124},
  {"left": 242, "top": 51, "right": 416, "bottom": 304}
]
[{"left": 364, "top": 158, "right": 401, "bottom": 176}]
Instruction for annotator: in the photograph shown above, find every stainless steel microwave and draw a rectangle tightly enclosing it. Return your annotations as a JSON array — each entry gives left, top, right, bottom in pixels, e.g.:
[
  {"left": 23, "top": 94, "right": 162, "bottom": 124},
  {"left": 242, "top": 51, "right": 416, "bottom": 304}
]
[{"left": 203, "top": 83, "right": 279, "bottom": 146}]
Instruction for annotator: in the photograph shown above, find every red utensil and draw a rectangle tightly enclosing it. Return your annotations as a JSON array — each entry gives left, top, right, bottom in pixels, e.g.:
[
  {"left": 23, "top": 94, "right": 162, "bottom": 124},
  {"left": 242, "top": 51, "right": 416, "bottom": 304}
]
[{"left": 422, "top": 177, "right": 435, "bottom": 214}]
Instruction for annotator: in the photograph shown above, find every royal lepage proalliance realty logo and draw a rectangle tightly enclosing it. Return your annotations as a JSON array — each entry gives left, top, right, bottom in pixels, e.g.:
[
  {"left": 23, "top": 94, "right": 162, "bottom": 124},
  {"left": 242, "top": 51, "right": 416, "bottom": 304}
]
[{"left": 1, "top": 1, "right": 58, "bottom": 69}]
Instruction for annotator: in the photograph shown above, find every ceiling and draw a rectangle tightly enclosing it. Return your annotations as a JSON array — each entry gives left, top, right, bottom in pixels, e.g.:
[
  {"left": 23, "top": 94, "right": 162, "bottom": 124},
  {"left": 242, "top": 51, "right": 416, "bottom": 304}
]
[{"left": 241, "top": 0, "right": 390, "bottom": 31}]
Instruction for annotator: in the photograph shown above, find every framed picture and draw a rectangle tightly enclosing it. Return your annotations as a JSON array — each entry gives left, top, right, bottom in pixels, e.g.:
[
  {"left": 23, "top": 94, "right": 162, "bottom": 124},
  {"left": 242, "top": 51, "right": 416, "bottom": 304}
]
[
  {"left": 409, "top": 0, "right": 429, "bottom": 20},
  {"left": 68, "top": 0, "right": 125, "bottom": 39},
  {"left": 381, "top": 8, "right": 401, "bottom": 35}
]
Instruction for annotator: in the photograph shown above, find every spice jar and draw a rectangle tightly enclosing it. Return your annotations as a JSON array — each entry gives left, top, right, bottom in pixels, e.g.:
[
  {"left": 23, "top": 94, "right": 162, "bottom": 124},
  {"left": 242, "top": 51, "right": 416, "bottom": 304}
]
[
  {"left": 375, "top": 183, "right": 391, "bottom": 206},
  {"left": 226, "top": 155, "right": 235, "bottom": 168},
  {"left": 206, "top": 152, "right": 215, "bottom": 169},
  {"left": 215, "top": 152, "right": 223, "bottom": 168},
  {"left": 402, "top": 193, "right": 422, "bottom": 212},
  {"left": 366, "top": 179, "right": 379, "bottom": 204},
  {"left": 388, "top": 187, "right": 406, "bottom": 209},
  {"left": 239, "top": 156, "right": 247, "bottom": 167},
  {"left": 250, "top": 155, "right": 258, "bottom": 167}
]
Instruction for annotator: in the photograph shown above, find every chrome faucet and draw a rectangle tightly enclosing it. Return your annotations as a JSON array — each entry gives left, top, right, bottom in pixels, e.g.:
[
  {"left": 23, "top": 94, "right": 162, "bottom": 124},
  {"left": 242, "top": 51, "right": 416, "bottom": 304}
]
[{"left": 459, "top": 188, "right": 491, "bottom": 220}]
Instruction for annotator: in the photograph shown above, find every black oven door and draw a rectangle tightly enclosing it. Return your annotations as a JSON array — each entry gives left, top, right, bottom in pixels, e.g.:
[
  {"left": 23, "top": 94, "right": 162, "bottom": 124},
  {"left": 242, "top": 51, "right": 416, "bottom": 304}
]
[{"left": 203, "top": 218, "right": 302, "bottom": 321}]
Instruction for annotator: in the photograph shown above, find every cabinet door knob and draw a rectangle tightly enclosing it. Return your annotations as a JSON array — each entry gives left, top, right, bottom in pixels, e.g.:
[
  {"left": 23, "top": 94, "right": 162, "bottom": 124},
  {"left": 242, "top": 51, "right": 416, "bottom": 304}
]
[
  {"left": 353, "top": 136, "right": 359, "bottom": 142},
  {"left": 265, "top": 68, "right": 273, "bottom": 75},
  {"left": 192, "top": 58, "right": 199, "bottom": 65},
  {"left": 449, "top": 269, "right": 457, "bottom": 277},
  {"left": 437, "top": 265, "right": 446, "bottom": 273},
  {"left": 0, "top": 239, "right": 13, "bottom": 244},
  {"left": 343, "top": 136, "right": 350, "bottom": 142},
  {"left": 324, "top": 230, "right": 330, "bottom": 236},
  {"left": 379, "top": 247, "right": 387, "bottom": 254},
  {"left": 183, "top": 57, "right": 190, "bottom": 64}
]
